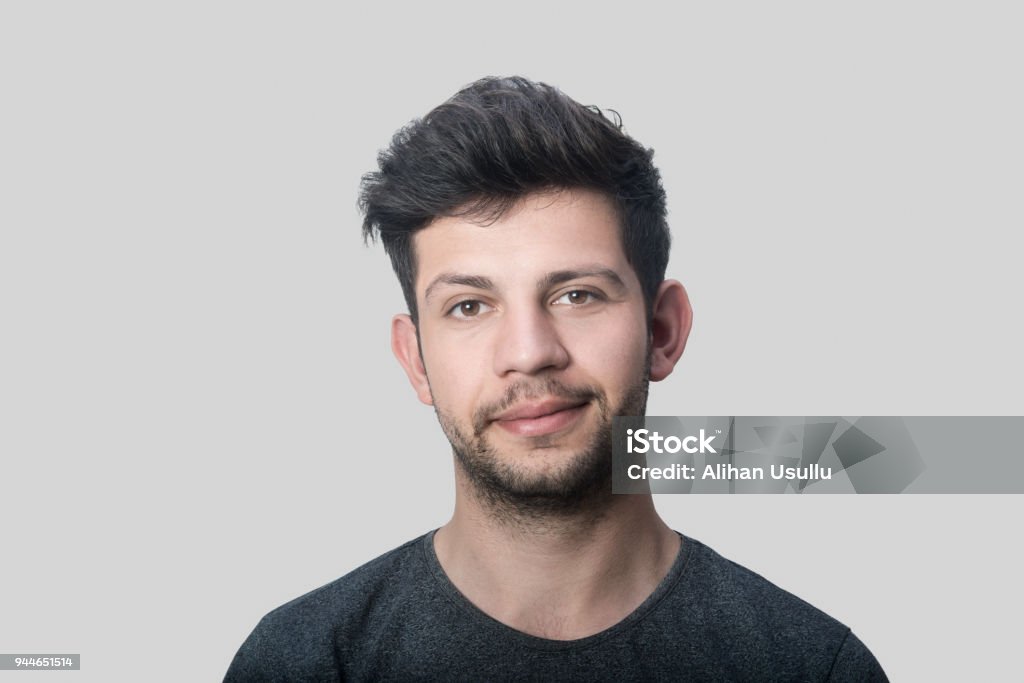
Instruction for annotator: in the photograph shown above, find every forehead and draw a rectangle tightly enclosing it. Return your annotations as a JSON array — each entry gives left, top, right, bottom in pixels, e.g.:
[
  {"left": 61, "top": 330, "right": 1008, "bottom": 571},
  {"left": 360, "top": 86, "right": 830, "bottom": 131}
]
[{"left": 412, "top": 189, "right": 630, "bottom": 291}]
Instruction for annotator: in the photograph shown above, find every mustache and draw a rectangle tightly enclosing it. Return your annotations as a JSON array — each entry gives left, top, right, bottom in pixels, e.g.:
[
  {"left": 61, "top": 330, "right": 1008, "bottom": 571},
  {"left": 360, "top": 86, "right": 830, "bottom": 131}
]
[{"left": 472, "top": 378, "right": 602, "bottom": 435}]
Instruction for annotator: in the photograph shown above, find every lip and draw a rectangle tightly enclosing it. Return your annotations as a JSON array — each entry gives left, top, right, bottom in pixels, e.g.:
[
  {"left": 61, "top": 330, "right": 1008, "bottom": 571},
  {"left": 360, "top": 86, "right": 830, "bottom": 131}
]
[{"left": 492, "top": 399, "right": 589, "bottom": 437}]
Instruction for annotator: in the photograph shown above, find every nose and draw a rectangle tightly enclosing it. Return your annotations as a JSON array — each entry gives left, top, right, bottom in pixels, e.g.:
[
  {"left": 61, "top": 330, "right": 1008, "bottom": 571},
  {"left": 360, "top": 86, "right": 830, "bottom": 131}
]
[{"left": 492, "top": 303, "right": 570, "bottom": 377}]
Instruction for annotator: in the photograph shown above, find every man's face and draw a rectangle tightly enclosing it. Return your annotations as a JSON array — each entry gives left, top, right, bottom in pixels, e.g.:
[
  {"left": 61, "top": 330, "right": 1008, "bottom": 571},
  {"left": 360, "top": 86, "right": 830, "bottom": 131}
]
[{"left": 408, "top": 189, "right": 652, "bottom": 512}]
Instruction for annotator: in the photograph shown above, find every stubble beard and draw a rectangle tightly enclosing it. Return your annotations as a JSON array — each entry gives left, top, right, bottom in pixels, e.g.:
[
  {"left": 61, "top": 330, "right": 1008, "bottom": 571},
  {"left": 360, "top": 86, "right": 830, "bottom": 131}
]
[{"left": 433, "top": 358, "right": 651, "bottom": 526}]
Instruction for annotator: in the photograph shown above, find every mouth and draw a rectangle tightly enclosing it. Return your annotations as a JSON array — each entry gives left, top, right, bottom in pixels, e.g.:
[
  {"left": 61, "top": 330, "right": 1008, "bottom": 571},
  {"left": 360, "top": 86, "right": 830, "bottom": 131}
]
[{"left": 492, "top": 400, "right": 590, "bottom": 438}]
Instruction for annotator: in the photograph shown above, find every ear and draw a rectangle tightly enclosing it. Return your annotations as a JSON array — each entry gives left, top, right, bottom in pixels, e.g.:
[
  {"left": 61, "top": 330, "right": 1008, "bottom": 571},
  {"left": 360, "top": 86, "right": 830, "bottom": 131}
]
[
  {"left": 648, "top": 280, "right": 692, "bottom": 382},
  {"left": 391, "top": 314, "right": 434, "bottom": 406}
]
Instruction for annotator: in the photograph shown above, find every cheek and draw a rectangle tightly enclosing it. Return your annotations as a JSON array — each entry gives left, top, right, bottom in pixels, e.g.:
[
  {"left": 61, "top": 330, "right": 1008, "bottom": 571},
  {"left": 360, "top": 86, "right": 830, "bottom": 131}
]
[
  {"left": 420, "top": 332, "right": 486, "bottom": 408},
  {"left": 567, "top": 319, "right": 649, "bottom": 382}
]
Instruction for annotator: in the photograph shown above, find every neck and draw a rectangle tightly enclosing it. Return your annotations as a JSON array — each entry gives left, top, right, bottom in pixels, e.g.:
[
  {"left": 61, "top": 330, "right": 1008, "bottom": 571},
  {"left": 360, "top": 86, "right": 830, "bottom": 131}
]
[{"left": 433, "top": 467, "right": 680, "bottom": 641}]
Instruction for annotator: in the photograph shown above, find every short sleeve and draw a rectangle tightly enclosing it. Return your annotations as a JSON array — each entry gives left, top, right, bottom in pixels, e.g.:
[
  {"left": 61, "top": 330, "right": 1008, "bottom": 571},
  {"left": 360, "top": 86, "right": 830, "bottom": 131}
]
[
  {"left": 826, "top": 630, "right": 888, "bottom": 682},
  {"left": 224, "top": 617, "right": 274, "bottom": 683}
]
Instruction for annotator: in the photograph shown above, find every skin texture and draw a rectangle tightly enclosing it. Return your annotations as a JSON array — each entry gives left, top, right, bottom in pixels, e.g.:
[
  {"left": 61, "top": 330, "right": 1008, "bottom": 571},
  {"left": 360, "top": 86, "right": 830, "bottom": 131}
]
[{"left": 391, "top": 188, "right": 693, "bottom": 640}]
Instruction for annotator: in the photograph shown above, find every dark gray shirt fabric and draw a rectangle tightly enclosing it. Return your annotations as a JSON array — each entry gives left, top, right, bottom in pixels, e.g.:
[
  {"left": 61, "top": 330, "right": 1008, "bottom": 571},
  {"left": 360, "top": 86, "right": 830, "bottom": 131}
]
[{"left": 225, "top": 531, "right": 887, "bottom": 682}]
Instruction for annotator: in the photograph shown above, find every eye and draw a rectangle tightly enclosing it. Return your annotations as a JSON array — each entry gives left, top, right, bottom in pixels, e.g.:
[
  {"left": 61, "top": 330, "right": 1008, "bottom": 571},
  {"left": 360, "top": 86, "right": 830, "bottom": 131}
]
[
  {"left": 447, "top": 299, "right": 492, "bottom": 319},
  {"left": 553, "top": 290, "right": 601, "bottom": 306}
]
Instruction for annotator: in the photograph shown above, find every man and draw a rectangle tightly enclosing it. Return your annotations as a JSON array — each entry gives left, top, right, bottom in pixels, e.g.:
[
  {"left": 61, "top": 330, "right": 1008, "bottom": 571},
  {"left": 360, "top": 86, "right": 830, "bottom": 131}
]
[{"left": 225, "top": 76, "right": 887, "bottom": 681}]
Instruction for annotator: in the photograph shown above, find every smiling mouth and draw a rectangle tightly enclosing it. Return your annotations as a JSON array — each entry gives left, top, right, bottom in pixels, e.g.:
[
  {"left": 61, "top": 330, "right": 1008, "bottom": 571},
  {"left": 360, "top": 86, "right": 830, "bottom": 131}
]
[{"left": 492, "top": 402, "right": 589, "bottom": 438}]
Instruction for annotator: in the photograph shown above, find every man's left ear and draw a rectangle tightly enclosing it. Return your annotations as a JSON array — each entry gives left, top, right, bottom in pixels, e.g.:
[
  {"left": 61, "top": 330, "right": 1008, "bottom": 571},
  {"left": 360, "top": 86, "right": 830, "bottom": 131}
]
[{"left": 648, "top": 279, "right": 693, "bottom": 382}]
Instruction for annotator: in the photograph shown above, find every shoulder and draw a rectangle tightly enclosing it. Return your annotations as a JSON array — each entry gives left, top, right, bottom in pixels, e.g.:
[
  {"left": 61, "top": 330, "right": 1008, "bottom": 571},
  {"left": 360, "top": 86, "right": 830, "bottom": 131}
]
[
  {"left": 669, "top": 536, "right": 887, "bottom": 681},
  {"left": 224, "top": 534, "right": 429, "bottom": 682},
  {"left": 681, "top": 536, "right": 848, "bottom": 636},
  {"left": 260, "top": 533, "right": 425, "bottom": 633}
]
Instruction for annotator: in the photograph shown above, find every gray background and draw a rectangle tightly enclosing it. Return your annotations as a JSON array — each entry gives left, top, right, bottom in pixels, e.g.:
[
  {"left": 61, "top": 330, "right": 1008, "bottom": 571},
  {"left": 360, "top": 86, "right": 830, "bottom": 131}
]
[{"left": 1, "top": 2, "right": 1021, "bottom": 680}]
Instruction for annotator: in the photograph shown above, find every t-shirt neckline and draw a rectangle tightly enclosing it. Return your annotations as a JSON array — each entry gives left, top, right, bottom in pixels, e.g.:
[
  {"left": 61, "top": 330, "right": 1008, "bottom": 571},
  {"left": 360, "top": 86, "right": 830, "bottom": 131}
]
[{"left": 419, "top": 528, "right": 693, "bottom": 653}]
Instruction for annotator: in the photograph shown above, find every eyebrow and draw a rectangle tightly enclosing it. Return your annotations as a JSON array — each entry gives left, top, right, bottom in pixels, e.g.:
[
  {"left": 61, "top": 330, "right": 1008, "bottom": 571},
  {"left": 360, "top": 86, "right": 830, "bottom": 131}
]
[
  {"left": 423, "top": 274, "right": 496, "bottom": 304},
  {"left": 423, "top": 266, "right": 627, "bottom": 305},
  {"left": 538, "top": 267, "right": 626, "bottom": 292}
]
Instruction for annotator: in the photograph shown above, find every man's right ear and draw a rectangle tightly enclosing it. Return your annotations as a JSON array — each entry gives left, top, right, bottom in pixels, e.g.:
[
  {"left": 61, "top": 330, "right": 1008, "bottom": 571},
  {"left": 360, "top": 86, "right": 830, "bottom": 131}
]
[{"left": 391, "top": 314, "right": 434, "bottom": 406}]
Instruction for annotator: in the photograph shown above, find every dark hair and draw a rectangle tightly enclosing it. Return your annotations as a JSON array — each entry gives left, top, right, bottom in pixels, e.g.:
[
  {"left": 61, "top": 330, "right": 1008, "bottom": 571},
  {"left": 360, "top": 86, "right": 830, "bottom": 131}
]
[{"left": 359, "top": 76, "right": 670, "bottom": 325}]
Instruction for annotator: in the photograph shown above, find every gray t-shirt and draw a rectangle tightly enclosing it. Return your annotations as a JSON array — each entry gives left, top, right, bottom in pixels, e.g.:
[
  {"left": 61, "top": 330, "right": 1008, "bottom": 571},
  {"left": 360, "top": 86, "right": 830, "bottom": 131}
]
[{"left": 225, "top": 531, "right": 887, "bottom": 681}]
